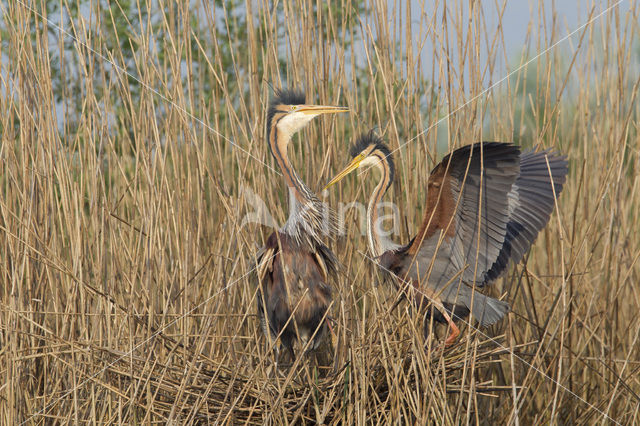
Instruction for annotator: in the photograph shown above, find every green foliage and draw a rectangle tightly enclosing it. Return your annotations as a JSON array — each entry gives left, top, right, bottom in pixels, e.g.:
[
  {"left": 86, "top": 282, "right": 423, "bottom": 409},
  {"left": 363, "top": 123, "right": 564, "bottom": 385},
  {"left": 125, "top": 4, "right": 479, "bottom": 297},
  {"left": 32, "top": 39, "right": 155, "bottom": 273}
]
[{"left": 1, "top": 0, "right": 372, "bottom": 139}]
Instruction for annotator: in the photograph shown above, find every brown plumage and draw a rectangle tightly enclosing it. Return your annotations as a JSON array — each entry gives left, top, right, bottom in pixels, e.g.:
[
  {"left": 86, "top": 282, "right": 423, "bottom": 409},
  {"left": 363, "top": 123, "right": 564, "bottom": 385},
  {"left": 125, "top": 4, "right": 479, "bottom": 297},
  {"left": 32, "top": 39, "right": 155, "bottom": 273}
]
[
  {"left": 326, "top": 132, "right": 568, "bottom": 345},
  {"left": 409, "top": 163, "right": 457, "bottom": 245},
  {"left": 253, "top": 89, "right": 347, "bottom": 357},
  {"left": 256, "top": 233, "right": 335, "bottom": 356}
]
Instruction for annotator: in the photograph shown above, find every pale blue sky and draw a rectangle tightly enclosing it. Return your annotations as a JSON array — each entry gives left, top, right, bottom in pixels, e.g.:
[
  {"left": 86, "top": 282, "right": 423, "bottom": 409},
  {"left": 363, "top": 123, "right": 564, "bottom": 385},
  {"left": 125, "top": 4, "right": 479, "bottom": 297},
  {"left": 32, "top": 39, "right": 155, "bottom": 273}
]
[
  {"left": 370, "top": 0, "right": 633, "bottom": 87},
  {"left": 0, "top": 0, "right": 633, "bottom": 133}
]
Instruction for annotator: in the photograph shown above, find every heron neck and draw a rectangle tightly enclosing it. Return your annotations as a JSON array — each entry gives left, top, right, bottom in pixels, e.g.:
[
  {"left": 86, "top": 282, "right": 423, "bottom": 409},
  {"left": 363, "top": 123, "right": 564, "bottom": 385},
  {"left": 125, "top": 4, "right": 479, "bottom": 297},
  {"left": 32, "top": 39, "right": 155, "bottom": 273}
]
[
  {"left": 270, "top": 128, "right": 313, "bottom": 204},
  {"left": 367, "top": 159, "right": 391, "bottom": 257},
  {"left": 269, "top": 124, "right": 332, "bottom": 246}
]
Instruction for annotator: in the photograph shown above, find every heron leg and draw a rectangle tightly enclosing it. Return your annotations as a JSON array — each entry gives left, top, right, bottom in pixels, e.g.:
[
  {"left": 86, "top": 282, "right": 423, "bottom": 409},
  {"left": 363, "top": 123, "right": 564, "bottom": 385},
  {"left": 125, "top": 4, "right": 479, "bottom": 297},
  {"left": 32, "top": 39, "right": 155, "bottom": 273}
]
[
  {"left": 431, "top": 297, "right": 460, "bottom": 346},
  {"left": 443, "top": 317, "right": 460, "bottom": 346}
]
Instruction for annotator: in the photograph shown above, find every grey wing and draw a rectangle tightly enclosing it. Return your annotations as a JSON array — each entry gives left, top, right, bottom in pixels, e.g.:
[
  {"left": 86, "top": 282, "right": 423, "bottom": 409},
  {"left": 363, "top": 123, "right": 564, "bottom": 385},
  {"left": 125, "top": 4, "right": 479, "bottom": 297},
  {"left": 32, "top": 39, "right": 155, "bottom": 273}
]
[
  {"left": 396, "top": 143, "right": 520, "bottom": 325},
  {"left": 483, "top": 149, "right": 568, "bottom": 284},
  {"left": 394, "top": 236, "right": 511, "bottom": 327},
  {"left": 446, "top": 142, "right": 521, "bottom": 285}
]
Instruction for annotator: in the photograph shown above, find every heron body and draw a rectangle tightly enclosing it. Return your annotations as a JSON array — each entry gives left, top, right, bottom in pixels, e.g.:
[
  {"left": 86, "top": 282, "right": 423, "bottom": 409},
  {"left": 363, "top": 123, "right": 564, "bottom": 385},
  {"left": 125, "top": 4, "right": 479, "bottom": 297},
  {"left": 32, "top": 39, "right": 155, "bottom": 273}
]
[
  {"left": 326, "top": 132, "right": 568, "bottom": 345},
  {"left": 254, "top": 89, "right": 347, "bottom": 357}
]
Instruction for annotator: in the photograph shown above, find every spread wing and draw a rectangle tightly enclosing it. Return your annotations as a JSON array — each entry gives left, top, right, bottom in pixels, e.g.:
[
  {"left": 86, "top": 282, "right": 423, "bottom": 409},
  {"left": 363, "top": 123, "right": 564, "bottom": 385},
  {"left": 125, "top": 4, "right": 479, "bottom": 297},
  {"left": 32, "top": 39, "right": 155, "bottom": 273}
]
[
  {"left": 405, "top": 142, "right": 521, "bottom": 285},
  {"left": 483, "top": 149, "right": 568, "bottom": 284}
]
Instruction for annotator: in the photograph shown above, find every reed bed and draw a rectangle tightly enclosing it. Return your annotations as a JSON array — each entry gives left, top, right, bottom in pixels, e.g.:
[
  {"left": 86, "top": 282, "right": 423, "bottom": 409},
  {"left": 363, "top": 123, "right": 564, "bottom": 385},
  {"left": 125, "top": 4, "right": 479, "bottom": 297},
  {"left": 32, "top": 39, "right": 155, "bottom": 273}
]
[{"left": 1, "top": 0, "right": 639, "bottom": 423}]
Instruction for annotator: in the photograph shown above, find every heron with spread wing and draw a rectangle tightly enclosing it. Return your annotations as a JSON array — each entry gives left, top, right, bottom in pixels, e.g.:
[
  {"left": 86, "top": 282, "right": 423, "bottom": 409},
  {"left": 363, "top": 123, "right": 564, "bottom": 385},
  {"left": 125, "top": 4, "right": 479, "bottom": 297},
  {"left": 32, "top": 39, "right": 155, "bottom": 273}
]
[
  {"left": 254, "top": 89, "right": 348, "bottom": 358},
  {"left": 326, "top": 132, "right": 567, "bottom": 345}
]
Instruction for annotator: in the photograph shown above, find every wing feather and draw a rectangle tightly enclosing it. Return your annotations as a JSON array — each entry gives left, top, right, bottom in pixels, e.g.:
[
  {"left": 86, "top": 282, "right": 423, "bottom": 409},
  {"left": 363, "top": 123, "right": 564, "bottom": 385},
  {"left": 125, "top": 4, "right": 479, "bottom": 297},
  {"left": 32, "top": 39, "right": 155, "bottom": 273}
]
[
  {"left": 383, "top": 143, "right": 566, "bottom": 326},
  {"left": 483, "top": 149, "right": 568, "bottom": 283},
  {"left": 407, "top": 142, "right": 521, "bottom": 285}
]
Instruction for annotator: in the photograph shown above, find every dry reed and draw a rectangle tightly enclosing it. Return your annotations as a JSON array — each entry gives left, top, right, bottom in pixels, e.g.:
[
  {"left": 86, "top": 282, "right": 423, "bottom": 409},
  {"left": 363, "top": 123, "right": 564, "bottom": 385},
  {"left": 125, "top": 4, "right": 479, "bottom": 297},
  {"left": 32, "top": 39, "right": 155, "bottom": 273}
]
[{"left": 1, "top": 0, "right": 639, "bottom": 424}]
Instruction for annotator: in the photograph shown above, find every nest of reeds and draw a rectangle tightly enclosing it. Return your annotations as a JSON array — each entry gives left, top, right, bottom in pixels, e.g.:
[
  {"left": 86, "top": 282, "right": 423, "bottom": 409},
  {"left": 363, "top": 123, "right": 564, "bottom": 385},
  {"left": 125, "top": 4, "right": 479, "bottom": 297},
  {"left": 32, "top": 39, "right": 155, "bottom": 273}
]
[{"left": 90, "top": 327, "right": 525, "bottom": 424}]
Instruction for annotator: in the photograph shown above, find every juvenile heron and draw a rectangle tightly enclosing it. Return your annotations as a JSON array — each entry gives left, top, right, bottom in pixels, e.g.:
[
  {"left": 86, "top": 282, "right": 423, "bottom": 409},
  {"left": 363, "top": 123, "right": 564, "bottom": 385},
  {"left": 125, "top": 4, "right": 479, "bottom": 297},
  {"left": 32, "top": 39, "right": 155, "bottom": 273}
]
[
  {"left": 326, "top": 132, "right": 567, "bottom": 345},
  {"left": 254, "top": 88, "right": 348, "bottom": 358}
]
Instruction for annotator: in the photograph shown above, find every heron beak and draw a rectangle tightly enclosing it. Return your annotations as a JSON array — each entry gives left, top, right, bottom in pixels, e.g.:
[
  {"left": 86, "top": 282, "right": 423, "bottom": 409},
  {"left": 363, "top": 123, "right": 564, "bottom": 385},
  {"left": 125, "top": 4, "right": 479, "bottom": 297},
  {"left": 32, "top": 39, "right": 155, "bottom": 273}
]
[
  {"left": 324, "top": 155, "right": 364, "bottom": 190},
  {"left": 298, "top": 105, "right": 349, "bottom": 115}
]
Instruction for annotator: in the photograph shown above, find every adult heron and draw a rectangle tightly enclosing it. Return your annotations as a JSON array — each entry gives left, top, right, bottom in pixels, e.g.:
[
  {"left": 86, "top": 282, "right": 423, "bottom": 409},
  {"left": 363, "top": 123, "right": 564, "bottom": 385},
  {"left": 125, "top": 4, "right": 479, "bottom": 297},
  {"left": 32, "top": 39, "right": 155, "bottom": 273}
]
[
  {"left": 326, "top": 132, "right": 567, "bottom": 345},
  {"left": 254, "top": 88, "right": 348, "bottom": 358}
]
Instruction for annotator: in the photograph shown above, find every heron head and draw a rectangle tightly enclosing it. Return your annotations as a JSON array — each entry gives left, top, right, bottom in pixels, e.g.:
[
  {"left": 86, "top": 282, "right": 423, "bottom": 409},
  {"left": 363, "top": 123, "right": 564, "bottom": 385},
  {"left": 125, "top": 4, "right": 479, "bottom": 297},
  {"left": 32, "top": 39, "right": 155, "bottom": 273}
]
[
  {"left": 325, "top": 131, "right": 394, "bottom": 189},
  {"left": 267, "top": 88, "right": 348, "bottom": 139}
]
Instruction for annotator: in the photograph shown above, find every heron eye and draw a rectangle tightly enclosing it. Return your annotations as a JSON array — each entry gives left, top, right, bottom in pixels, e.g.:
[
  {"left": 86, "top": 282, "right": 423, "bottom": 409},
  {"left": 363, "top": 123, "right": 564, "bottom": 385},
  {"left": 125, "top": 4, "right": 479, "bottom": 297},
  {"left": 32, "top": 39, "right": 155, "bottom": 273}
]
[{"left": 290, "top": 105, "right": 298, "bottom": 111}]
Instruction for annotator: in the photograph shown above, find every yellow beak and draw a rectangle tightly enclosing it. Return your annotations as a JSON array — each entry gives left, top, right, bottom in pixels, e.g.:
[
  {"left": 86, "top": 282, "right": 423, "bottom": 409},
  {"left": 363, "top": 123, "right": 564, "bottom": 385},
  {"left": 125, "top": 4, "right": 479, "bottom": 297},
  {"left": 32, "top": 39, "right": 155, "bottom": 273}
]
[
  {"left": 324, "top": 155, "right": 365, "bottom": 190},
  {"left": 298, "top": 105, "right": 349, "bottom": 115}
]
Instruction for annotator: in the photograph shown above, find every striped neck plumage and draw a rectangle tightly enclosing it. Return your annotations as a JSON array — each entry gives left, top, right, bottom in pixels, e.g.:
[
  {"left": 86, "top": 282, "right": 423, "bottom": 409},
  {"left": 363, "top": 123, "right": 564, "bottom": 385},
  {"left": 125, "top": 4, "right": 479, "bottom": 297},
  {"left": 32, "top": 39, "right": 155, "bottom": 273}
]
[
  {"left": 269, "top": 118, "right": 335, "bottom": 247},
  {"left": 366, "top": 155, "right": 393, "bottom": 257}
]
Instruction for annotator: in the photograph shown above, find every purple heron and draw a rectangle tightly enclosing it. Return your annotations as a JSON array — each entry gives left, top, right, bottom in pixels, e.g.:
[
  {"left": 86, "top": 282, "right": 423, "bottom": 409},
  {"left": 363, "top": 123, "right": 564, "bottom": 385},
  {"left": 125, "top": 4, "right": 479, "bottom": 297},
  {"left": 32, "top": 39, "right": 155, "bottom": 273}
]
[
  {"left": 326, "top": 132, "right": 567, "bottom": 345},
  {"left": 254, "top": 89, "right": 348, "bottom": 358}
]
